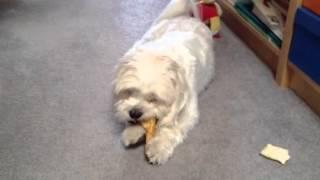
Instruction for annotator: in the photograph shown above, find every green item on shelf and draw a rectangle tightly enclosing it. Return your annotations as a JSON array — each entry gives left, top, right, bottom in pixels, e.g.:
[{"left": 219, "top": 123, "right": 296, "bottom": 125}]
[
  {"left": 234, "top": 1, "right": 282, "bottom": 47},
  {"left": 237, "top": 0, "right": 252, "bottom": 3}
]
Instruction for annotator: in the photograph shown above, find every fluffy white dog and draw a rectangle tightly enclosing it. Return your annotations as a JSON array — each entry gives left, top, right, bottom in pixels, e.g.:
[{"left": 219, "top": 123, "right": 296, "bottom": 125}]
[{"left": 114, "top": 0, "right": 216, "bottom": 164}]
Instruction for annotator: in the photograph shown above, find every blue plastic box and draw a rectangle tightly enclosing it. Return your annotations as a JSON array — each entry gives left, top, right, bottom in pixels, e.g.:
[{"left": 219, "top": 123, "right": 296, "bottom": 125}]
[{"left": 289, "top": 8, "right": 320, "bottom": 85}]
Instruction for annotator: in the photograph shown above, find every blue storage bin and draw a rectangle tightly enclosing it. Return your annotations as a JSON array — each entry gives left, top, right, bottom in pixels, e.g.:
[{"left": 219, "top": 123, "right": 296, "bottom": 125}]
[{"left": 289, "top": 8, "right": 320, "bottom": 85}]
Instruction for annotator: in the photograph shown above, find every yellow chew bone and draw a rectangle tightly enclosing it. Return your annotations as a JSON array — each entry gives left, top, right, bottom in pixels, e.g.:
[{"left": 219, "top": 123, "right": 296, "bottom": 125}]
[
  {"left": 141, "top": 118, "right": 157, "bottom": 143},
  {"left": 260, "top": 144, "right": 290, "bottom": 165}
]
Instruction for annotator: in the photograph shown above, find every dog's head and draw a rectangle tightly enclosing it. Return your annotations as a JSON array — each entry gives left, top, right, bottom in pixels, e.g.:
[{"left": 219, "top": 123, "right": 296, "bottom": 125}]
[{"left": 113, "top": 51, "right": 188, "bottom": 124}]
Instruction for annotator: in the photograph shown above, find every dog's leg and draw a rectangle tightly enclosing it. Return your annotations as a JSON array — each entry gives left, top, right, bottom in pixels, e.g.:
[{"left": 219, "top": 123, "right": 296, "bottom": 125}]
[
  {"left": 146, "top": 95, "right": 198, "bottom": 164},
  {"left": 121, "top": 125, "right": 145, "bottom": 147},
  {"left": 145, "top": 124, "right": 183, "bottom": 164}
]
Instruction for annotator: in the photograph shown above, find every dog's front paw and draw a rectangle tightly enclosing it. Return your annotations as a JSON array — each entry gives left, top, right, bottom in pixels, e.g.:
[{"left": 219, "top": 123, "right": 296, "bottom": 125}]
[
  {"left": 121, "top": 126, "right": 145, "bottom": 147},
  {"left": 145, "top": 138, "right": 174, "bottom": 165}
]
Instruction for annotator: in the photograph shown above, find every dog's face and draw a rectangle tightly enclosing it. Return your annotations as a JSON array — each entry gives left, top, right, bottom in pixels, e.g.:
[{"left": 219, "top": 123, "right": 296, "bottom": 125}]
[{"left": 113, "top": 52, "right": 187, "bottom": 124}]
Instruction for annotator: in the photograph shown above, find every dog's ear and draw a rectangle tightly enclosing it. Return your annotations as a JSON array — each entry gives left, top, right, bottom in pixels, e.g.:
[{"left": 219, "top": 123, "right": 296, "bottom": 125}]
[
  {"left": 113, "top": 55, "right": 136, "bottom": 95},
  {"left": 167, "top": 59, "right": 190, "bottom": 113}
]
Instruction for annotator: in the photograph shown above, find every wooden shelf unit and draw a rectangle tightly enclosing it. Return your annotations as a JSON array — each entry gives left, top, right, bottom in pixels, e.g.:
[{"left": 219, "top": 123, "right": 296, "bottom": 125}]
[
  {"left": 217, "top": 0, "right": 320, "bottom": 116},
  {"left": 218, "top": 0, "right": 280, "bottom": 73},
  {"left": 288, "top": 63, "right": 320, "bottom": 115}
]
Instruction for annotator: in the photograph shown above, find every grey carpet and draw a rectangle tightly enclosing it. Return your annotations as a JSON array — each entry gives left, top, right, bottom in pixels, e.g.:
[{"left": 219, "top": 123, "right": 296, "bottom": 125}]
[{"left": 1, "top": 0, "right": 320, "bottom": 179}]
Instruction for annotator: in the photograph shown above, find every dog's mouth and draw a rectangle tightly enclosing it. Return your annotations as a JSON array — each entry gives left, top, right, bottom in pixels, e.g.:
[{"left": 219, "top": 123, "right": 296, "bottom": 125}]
[
  {"left": 128, "top": 117, "right": 158, "bottom": 125},
  {"left": 128, "top": 117, "right": 143, "bottom": 125},
  {"left": 128, "top": 119, "right": 139, "bottom": 125}
]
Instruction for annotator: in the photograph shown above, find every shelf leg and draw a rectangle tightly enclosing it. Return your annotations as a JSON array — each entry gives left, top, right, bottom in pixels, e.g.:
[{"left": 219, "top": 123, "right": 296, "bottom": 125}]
[{"left": 276, "top": 0, "right": 303, "bottom": 88}]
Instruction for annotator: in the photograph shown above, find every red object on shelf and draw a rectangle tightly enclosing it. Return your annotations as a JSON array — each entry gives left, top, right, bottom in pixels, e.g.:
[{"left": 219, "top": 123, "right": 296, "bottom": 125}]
[
  {"left": 303, "top": 0, "right": 320, "bottom": 15},
  {"left": 197, "top": 2, "right": 219, "bottom": 22},
  {"left": 197, "top": 1, "right": 221, "bottom": 38}
]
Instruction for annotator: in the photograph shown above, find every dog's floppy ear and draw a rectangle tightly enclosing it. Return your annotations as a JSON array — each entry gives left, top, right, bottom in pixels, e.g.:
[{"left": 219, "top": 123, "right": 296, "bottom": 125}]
[
  {"left": 168, "top": 59, "right": 190, "bottom": 113},
  {"left": 113, "top": 55, "right": 136, "bottom": 95}
]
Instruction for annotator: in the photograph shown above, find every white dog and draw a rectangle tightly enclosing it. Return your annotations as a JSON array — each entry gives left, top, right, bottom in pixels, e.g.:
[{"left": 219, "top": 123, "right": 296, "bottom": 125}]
[{"left": 113, "top": 0, "right": 216, "bottom": 164}]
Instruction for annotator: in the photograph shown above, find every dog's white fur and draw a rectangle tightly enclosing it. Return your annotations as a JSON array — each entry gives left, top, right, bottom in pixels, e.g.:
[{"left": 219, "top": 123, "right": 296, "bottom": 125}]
[{"left": 114, "top": 0, "right": 215, "bottom": 164}]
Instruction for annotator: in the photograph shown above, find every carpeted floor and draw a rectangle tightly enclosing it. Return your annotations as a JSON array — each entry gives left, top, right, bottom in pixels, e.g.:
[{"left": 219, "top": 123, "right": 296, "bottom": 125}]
[{"left": 1, "top": 0, "right": 320, "bottom": 179}]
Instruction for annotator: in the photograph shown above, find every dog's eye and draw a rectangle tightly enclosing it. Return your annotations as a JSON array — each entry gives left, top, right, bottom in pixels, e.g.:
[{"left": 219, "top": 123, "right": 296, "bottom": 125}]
[
  {"left": 119, "top": 88, "right": 135, "bottom": 99},
  {"left": 146, "top": 94, "right": 158, "bottom": 103},
  {"left": 124, "top": 89, "right": 133, "bottom": 96},
  {"left": 147, "top": 97, "right": 157, "bottom": 103}
]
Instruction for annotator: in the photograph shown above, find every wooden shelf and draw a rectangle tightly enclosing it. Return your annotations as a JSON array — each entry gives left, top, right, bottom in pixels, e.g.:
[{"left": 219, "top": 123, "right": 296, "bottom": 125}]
[
  {"left": 289, "top": 63, "right": 320, "bottom": 116},
  {"left": 276, "top": 0, "right": 303, "bottom": 87},
  {"left": 218, "top": 0, "right": 320, "bottom": 117},
  {"left": 217, "top": 0, "right": 280, "bottom": 73}
]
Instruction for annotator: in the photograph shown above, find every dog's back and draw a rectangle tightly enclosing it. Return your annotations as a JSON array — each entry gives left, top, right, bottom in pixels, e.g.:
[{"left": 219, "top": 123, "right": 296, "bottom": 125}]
[
  {"left": 124, "top": 0, "right": 215, "bottom": 94},
  {"left": 140, "top": 16, "right": 215, "bottom": 94}
]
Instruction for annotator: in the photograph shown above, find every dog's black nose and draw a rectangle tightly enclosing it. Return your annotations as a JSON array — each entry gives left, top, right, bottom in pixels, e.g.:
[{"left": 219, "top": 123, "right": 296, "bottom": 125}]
[{"left": 129, "top": 109, "right": 143, "bottom": 119}]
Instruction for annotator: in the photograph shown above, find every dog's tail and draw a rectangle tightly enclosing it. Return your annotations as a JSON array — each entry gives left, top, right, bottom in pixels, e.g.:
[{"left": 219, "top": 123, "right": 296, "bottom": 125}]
[{"left": 153, "top": 0, "right": 199, "bottom": 24}]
